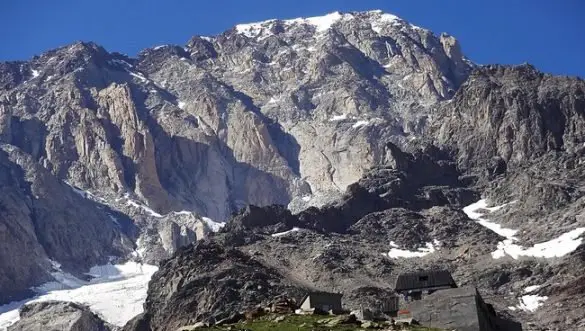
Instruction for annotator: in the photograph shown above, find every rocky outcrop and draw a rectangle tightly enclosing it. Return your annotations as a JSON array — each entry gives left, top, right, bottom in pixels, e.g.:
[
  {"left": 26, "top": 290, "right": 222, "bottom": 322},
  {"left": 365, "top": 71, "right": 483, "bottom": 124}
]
[
  {"left": 0, "top": 145, "right": 134, "bottom": 303},
  {"left": 132, "top": 241, "right": 307, "bottom": 331},
  {"left": 8, "top": 301, "right": 112, "bottom": 331},
  {"left": 294, "top": 142, "right": 477, "bottom": 233},
  {"left": 435, "top": 64, "right": 585, "bottom": 170}
]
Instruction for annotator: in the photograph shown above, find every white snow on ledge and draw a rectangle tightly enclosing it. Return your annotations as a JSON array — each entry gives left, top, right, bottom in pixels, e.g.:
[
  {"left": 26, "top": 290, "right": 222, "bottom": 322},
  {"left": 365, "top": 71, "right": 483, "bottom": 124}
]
[
  {"left": 371, "top": 13, "right": 400, "bottom": 34},
  {"left": 463, "top": 199, "right": 585, "bottom": 259},
  {"left": 329, "top": 114, "right": 348, "bottom": 121},
  {"left": 524, "top": 285, "right": 542, "bottom": 293},
  {"left": 517, "top": 294, "right": 548, "bottom": 312},
  {"left": 171, "top": 212, "right": 225, "bottom": 232},
  {"left": 305, "top": 12, "right": 344, "bottom": 33},
  {"left": 352, "top": 120, "right": 370, "bottom": 128},
  {"left": 462, "top": 199, "right": 519, "bottom": 239},
  {"left": 235, "top": 11, "right": 347, "bottom": 38},
  {"left": 126, "top": 198, "right": 163, "bottom": 218},
  {"left": 70, "top": 188, "right": 225, "bottom": 232},
  {"left": 271, "top": 227, "right": 300, "bottom": 237},
  {"left": 386, "top": 240, "right": 440, "bottom": 258},
  {"left": 492, "top": 227, "right": 585, "bottom": 259},
  {"left": 128, "top": 71, "right": 149, "bottom": 83},
  {"left": 202, "top": 216, "right": 226, "bottom": 232}
]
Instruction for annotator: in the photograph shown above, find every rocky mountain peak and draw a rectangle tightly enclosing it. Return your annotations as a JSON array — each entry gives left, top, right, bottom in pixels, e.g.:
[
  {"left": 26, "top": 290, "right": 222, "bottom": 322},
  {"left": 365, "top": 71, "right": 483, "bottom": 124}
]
[{"left": 228, "top": 10, "right": 422, "bottom": 39}]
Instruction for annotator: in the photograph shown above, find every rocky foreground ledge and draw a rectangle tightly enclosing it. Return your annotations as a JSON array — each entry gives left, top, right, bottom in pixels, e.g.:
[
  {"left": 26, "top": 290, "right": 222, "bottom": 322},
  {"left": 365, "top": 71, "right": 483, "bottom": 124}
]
[{"left": 8, "top": 301, "right": 113, "bottom": 331}]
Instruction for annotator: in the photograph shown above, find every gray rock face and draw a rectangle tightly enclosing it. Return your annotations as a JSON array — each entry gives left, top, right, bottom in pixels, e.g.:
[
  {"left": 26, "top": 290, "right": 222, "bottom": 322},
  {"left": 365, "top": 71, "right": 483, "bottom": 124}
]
[
  {"left": 0, "top": 10, "right": 473, "bottom": 222},
  {"left": 435, "top": 64, "right": 585, "bottom": 170},
  {"left": 8, "top": 301, "right": 112, "bottom": 331},
  {"left": 0, "top": 144, "right": 133, "bottom": 303}
]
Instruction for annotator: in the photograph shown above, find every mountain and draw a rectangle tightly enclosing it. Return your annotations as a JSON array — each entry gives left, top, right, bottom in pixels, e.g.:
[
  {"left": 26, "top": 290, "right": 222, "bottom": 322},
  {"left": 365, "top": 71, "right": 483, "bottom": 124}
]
[
  {"left": 0, "top": 10, "right": 472, "bottom": 298},
  {"left": 1, "top": 9, "right": 585, "bottom": 331}
]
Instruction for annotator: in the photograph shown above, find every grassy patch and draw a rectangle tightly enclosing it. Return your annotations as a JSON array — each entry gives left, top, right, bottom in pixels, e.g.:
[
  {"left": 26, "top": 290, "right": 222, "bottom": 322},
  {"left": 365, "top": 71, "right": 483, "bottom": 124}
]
[{"left": 187, "top": 314, "right": 443, "bottom": 331}]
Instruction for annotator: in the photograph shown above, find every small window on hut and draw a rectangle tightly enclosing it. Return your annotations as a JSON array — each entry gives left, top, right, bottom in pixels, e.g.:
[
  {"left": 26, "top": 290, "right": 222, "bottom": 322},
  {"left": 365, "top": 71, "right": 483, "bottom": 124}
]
[{"left": 419, "top": 275, "right": 429, "bottom": 281}]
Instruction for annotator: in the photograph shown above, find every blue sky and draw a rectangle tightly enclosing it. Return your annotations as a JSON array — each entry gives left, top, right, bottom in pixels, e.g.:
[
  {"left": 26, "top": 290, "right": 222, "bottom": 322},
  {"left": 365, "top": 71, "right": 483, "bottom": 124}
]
[{"left": 1, "top": 0, "right": 583, "bottom": 77}]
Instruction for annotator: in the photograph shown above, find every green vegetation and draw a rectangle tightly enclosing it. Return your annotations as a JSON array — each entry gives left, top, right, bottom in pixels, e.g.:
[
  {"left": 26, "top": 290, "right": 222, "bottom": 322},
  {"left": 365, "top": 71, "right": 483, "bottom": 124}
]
[{"left": 185, "top": 314, "right": 444, "bottom": 331}]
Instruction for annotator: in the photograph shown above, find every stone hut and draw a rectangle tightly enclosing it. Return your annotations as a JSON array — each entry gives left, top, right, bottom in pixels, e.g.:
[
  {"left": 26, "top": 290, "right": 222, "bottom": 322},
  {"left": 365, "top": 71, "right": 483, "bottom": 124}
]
[
  {"left": 298, "top": 291, "right": 343, "bottom": 313},
  {"left": 406, "top": 287, "right": 522, "bottom": 331}
]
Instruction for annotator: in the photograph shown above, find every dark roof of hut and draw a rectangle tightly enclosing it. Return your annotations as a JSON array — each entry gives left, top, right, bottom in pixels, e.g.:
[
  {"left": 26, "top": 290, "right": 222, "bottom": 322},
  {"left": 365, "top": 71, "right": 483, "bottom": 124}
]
[{"left": 394, "top": 269, "right": 457, "bottom": 292}]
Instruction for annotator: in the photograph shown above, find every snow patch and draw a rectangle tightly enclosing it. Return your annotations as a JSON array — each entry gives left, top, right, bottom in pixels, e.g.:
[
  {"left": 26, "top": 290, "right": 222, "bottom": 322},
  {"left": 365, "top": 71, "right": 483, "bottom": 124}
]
[
  {"left": 235, "top": 11, "right": 347, "bottom": 39},
  {"left": 386, "top": 241, "right": 439, "bottom": 258},
  {"left": 125, "top": 197, "right": 163, "bottom": 218},
  {"left": 31, "top": 69, "right": 39, "bottom": 78},
  {"left": 272, "top": 227, "right": 301, "bottom": 237},
  {"left": 462, "top": 199, "right": 518, "bottom": 238},
  {"left": 235, "top": 19, "right": 278, "bottom": 38},
  {"left": 371, "top": 13, "right": 400, "bottom": 34},
  {"left": 329, "top": 114, "right": 347, "bottom": 121},
  {"left": 173, "top": 210, "right": 192, "bottom": 216},
  {"left": 517, "top": 295, "right": 548, "bottom": 312},
  {"left": 463, "top": 199, "right": 585, "bottom": 259},
  {"left": 305, "top": 12, "right": 344, "bottom": 33},
  {"left": 110, "top": 59, "right": 133, "bottom": 68},
  {"left": 524, "top": 285, "right": 542, "bottom": 293},
  {"left": 129, "top": 71, "right": 148, "bottom": 83},
  {"left": 302, "top": 195, "right": 312, "bottom": 202},
  {"left": 492, "top": 227, "right": 585, "bottom": 259},
  {"left": 178, "top": 101, "right": 186, "bottom": 109},
  {"left": 352, "top": 120, "right": 370, "bottom": 128},
  {"left": 0, "top": 301, "right": 24, "bottom": 330},
  {"left": 132, "top": 237, "right": 147, "bottom": 259},
  {"left": 108, "top": 214, "right": 120, "bottom": 227},
  {"left": 267, "top": 96, "right": 281, "bottom": 104},
  {"left": 0, "top": 262, "right": 157, "bottom": 329},
  {"left": 69, "top": 185, "right": 94, "bottom": 199},
  {"left": 201, "top": 216, "right": 226, "bottom": 232}
]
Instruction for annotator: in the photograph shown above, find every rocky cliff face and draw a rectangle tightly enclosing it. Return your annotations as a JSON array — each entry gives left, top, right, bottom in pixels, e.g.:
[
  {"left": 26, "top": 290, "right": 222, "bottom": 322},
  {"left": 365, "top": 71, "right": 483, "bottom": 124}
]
[
  {"left": 435, "top": 64, "right": 585, "bottom": 170},
  {"left": 0, "top": 10, "right": 473, "bottom": 221},
  {"left": 0, "top": 144, "right": 134, "bottom": 303}
]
